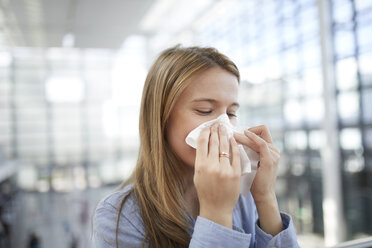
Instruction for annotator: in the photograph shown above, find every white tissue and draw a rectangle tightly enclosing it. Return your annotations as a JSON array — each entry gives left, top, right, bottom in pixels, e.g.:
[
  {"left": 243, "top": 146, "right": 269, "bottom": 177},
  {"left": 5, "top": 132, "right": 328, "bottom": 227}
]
[{"left": 185, "top": 114, "right": 259, "bottom": 196}]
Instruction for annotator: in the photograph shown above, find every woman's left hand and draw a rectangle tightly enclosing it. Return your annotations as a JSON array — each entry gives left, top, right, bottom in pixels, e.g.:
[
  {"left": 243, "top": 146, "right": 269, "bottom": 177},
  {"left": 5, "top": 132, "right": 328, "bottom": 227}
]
[
  {"left": 233, "top": 125, "right": 280, "bottom": 204},
  {"left": 234, "top": 125, "right": 284, "bottom": 235}
]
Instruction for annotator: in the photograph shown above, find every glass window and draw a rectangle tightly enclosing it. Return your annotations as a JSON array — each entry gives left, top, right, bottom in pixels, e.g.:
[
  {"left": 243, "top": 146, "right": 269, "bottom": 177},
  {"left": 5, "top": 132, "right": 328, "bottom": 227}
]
[
  {"left": 282, "top": 1, "right": 298, "bottom": 19},
  {"left": 303, "top": 69, "right": 323, "bottom": 96},
  {"left": 15, "top": 68, "right": 46, "bottom": 84},
  {"left": 355, "top": 0, "right": 372, "bottom": 12},
  {"left": 344, "top": 155, "right": 365, "bottom": 173},
  {"left": 358, "top": 52, "right": 372, "bottom": 86},
  {"left": 305, "top": 97, "right": 324, "bottom": 123},
  {"left": 282, "top": 20, "right": 298, "bottom": 47},
  {"left": 335, "top": 29, "right": 355, "bottom": 58},
  {"left": 284, "top": 99, "right": 304, "bottom": 124},
  {"left": 262, "top": 56, "right": 281, "bottom": 80},
  {"left": 285, "top": 131, "right": 308, "bottom": 150},
  {"left": 291, "top": 158, "right": 306, "bottom": 176},
  {"left": 356, "top": 8, "right": 372, "bottom": 25},
  {"left": 13, "top": 49, "right": 45, "bottom": 68},
  {"left": 357, "top": 23, "right": 372, "bottom": 53},
  {"left": 337, "top": 91, "right": 360, "bottom": 121},
  {"left": 309, "top": 130, "right": 325, "bottom": 150},
  {"left": 362, "top": 88, "right": 372, "bottom": 122},
  {"left": 336, "top": 58, "right": 358, "bottom": 90},
  {"left": 299, "top": 5, "right": 319, "bottom": 39},
  {"left": 340, "top": 128, "right": 362, "bottom": 150},
  {"left": 283, "top": 49, "right": 300, "bottom": 74},
  {"left": 332, "top": 0, "right": 353, "bottom": 23},
  {"left": 45, "top": 76, "right": 85, "bottom": 103},
  {"left": 264, "top": 82, "right": 282, "bottom": 105},
  {"left": 285, "top": 76, "right": 303, "bottom": 98},
  {"left": 0, "top": 51, "right": 12, "bottom": 67},
  {"left": 301, "top": 40, "right": 321, "bottom": 68},
  {"left": 365, "top": 127, "right": 372, "bottom": 149}
]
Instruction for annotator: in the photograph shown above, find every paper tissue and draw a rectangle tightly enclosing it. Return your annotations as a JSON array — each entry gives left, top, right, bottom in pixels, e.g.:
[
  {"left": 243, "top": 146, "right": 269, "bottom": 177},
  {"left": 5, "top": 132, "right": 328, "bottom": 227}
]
[{"left": 185, "top": 114, "right": 259, "bottom": 196}]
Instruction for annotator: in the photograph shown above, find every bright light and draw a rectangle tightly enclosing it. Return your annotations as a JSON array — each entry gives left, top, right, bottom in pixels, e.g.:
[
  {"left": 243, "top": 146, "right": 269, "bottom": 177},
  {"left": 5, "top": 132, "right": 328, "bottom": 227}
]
[
  {"left": 336, "top": 58, "right": 357, "bottom": 90},
  {"left": 345, "top": 156, "right": 365, "bottom": 173},
  {"left": 338, "top": 91, "right": 359, "bottom": 119},
  {"left": 309, "top": 130, "right": 325, "bottom": 150},
  {"left": 17, "top": 166, "right": 37, "bottom": 191},
  {"left": 45, "top": 76, "right": 84, "bottom": 103},
  {"left": 284, "top": 99, "right": 303, "bottom": 123},
  {"left": 0, "top": 51, "right": 12, "bottom": 67},
  {"left": 340, "top": 128, "right": 362, "bottom": 150},
  {"left": 62, "top": 32, "right": 75, "bottom": 48},
  {"left": 240, "top": 65, "right": 266, "bottom": 84}
]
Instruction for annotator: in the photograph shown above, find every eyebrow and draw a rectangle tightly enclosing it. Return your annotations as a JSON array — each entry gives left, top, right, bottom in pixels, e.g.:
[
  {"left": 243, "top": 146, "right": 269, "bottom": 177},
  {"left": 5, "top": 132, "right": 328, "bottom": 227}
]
[{"left": 191, "top": 98, "right": 240, "bottom": 108}]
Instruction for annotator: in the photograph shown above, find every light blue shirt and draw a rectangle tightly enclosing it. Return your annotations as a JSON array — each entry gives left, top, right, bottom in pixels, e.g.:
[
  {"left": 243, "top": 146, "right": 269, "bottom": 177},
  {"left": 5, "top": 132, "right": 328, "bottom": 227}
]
[{"left": 93, "top": 185, "right": 300, "bottom": 247}]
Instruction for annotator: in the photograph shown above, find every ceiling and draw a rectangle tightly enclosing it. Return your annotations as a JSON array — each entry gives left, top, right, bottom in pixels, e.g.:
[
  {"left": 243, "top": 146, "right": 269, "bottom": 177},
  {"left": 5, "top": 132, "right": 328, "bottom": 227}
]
[{"left": 0, "top": 0, "right": 154, "bottom": 49}]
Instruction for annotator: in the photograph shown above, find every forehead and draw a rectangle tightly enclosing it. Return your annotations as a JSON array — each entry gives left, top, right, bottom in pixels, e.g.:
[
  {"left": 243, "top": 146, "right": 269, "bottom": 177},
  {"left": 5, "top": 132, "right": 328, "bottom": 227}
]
[{"left": 180, "top": 67, "right": 239, "bottom": 102}]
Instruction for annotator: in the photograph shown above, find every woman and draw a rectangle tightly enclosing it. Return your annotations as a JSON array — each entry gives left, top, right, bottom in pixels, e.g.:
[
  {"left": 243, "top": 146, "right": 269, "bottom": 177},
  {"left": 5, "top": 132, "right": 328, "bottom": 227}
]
[{"left": 93, "top": 46, "right": 299, "bottom": 247}]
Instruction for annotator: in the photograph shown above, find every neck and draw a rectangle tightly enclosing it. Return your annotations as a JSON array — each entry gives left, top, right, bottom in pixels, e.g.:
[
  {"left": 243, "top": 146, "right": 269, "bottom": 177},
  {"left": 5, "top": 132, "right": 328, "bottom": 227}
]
[{"left": 183, "top": 166, "right": 199, "bottom": 220}]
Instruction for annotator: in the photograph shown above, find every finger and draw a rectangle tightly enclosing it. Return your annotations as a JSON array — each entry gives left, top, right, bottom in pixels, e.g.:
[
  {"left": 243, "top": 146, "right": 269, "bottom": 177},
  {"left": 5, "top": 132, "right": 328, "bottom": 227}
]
[
  {"left": 234, "top": 132, "right": 256, "bottom": 147},
  {"left": 248, "top": 125, "right": 273, "bottom": 144},
  {"left": 234, "top": 132, "right": 279, "bottom": 158},
  {"left": 244, "top": 130, "right": 271, "bottom": 158},
  {"left": 218, "top": 125, "right": 230, "bottom": 165},
  {"left": 196, "top": 127, "right": 210, "bottom": 160},
  {"left": 230, "top": 137, "right": 241, "bottom": 173},
  {"left": 208, "top": 123, "right": 219, "bottom": 160}
]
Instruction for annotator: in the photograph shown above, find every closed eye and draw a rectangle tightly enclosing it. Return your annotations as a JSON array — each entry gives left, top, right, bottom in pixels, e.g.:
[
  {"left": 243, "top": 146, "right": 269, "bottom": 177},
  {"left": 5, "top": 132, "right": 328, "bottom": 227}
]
[
  {"left": 196, "top": 110, "right": 237, "bottom": 118},
  {"left": 196, "top": 110, "right": 212, "bottom": 115}
]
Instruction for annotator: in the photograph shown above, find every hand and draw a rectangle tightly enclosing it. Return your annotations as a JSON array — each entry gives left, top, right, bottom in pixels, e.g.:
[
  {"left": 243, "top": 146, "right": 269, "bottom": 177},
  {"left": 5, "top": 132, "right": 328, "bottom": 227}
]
[
  {"left": 234, "top": 125, "right": 284, "bottom": 235},
  {"left": 233, "top": 125, "right": 280, "bottom": 204},
  {"left": 194, "top": 123, "right": 241, "bottom": 228}
]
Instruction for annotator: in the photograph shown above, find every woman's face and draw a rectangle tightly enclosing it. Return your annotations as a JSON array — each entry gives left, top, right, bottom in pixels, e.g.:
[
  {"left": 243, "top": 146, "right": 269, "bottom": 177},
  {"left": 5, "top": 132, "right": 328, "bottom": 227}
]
[{"left": 166, "top": 66, "right": 239, "bottom": 168}]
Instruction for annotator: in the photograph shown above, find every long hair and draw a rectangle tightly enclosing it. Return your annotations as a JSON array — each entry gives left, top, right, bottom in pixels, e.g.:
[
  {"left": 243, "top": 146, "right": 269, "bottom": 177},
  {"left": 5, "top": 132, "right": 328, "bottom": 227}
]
[{"left": 116, "top": 45, "right": 240, "bottom": 247}]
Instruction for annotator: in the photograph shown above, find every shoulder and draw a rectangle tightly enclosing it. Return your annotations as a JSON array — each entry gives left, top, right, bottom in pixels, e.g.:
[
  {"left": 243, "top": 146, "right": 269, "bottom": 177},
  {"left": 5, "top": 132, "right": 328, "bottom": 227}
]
[
  {"left": 96, "top": 185, "right": 137, "bottom": 213},
  {"left": 93, "top": 184, "right": 145, "bottom": 247}
]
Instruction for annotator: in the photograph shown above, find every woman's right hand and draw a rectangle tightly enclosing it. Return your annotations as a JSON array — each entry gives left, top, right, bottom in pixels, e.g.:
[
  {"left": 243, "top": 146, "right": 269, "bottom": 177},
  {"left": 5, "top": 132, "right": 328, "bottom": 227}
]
[{"left": 193, "top": 123, "right": 241, "bottom": 229}]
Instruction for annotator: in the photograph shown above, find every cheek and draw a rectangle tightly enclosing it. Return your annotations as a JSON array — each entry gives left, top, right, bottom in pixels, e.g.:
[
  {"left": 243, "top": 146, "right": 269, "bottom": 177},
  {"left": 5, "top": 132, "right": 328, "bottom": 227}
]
[
  {"left": 167, "top": 119, "right": 203, "bottom": 167},
  {"left": 168, "top": 129, "right": 197, "bottom": 167}
]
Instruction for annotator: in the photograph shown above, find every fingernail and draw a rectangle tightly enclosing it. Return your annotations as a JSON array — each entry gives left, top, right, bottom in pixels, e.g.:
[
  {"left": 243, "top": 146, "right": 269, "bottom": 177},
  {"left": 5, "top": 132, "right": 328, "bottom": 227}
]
[{"left": 244, "top": 129, "right": 252, "bottom": 135}]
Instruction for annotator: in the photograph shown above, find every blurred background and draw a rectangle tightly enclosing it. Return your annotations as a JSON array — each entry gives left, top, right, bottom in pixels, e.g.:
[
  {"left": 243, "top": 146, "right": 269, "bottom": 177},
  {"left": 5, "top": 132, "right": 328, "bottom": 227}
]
[{"left": 0, "top": 0, "right": 371, "bottom": 247}]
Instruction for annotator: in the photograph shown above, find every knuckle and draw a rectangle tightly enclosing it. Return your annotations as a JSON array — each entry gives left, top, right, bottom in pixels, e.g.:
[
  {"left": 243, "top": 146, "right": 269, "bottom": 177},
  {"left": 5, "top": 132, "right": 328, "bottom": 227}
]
[
  {"left": 232, "top": 172, "right": 240, "bottom": 180},
  {"left": 208, "top": 166, "right": 219, "bottom": 175},
  {"left": 219, "top": 171, "right": 229, "bottom": 179},
  {"left": 258, "top": 124, "right": 268, "bottom": 132},
  {"left": 258, "top": 140, "right": 267, "bottom": 149}
]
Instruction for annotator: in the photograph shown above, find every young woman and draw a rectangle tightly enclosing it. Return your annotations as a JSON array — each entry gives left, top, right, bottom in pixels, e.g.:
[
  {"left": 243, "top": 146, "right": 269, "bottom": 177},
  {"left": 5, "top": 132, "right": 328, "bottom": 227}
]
[{"left": 93, "top": 46, "right": 299, "bottom": 247}]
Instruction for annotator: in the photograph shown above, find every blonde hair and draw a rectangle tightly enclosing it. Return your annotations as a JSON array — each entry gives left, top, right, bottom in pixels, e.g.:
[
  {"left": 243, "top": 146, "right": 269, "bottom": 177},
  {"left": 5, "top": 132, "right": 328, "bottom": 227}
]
[{"left": 116, "top": 45, "right": 240, "bottom": 247}]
